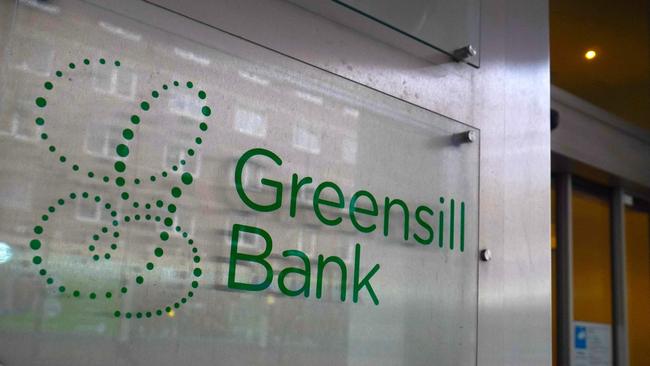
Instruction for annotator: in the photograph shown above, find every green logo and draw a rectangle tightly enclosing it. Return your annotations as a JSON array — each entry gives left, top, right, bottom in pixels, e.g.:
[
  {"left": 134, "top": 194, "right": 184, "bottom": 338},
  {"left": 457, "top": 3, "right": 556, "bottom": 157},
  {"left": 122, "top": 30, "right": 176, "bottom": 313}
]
[{"left": 29, "top": 58, "right": 211, "bottom": 319}]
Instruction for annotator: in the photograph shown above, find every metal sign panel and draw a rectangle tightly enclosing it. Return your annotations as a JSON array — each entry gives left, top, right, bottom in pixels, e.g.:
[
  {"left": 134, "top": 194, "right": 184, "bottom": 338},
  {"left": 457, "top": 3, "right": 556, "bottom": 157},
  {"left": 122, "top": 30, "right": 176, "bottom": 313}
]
[{"left": 0, "top": 0, "right": 479, "bottom": 365}]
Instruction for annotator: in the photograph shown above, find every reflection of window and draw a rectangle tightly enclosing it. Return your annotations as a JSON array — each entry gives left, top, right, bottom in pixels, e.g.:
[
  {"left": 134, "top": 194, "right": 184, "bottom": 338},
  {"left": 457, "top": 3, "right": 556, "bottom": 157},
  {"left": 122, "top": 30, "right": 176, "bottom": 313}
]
[
  {"left": 234, "top": 108, "right": 266, "bottom": 138},
  {"left": 13, "top": 39, "right": 54, "bottom": 76},
  {"left": 92, "top": 64, "right": 137, "bottom": 99},
  {"left": 84, "top": 124, "right": 122, "bottom": 159},
  {"left": 163, "top": 144, "right": 201, "bottom": 176},
  {"left": 76, "top": 199, "right": 101, "bottom": 222},
  {"left": 229, "top": 159, "right": 264, "bottom": 192},
  {"left": 293, "top": 125, "right": 320, "bottom": 154},
  {"left": 0, "top": 181, "right": 32, "bottom": 209},
  {"left": 1, "top": 100, "right": 42, "bottom": 141},
  {"left": 342, "top": 137, "right": 357, "bottom": 164},
  {"left": 169, "top": 91, "right": 202, "bottom": 120}
]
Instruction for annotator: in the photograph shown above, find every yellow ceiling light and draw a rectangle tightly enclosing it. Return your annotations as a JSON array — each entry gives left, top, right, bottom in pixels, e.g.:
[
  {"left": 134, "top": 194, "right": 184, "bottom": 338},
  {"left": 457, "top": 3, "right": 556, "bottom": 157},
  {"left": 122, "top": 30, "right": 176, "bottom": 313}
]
[{"left": 584, "top": 50, "right": 597, "bottom": 60}]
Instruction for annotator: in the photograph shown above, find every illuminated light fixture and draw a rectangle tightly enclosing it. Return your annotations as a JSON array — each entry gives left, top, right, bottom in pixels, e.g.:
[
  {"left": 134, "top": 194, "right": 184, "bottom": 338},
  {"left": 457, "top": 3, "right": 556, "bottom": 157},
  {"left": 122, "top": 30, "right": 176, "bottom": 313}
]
[
  {"left": 584, "top": 50, "right": 597, "bottom": 60},
  {"left": 0, "top": 242, "right": 12, "bottom": 264},
  {"left": 168, "top": 309, "right": 176, "bottom": 318}
]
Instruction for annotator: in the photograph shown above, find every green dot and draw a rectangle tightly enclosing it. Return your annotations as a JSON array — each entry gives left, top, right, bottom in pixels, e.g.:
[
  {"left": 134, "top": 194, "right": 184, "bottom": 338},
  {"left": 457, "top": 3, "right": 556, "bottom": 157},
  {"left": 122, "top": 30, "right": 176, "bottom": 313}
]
[
  {"left": 126, "top": 312, "right": 132, "bottom": 319},
  {"left": 111, "top": 243, "right": 117, "bottom": 250},
  {"left": 163, "top": 84, "right": 168, "bottom": 90},
  {"left": 70, "top": 193, "right": 77, "bottom": 199},
  {"left": 154, "top": 200, "right": 162, "bottom": 208},
  {"left": 164, "top": 217, "right": 173, "bottom": 227},
  {"left": 57, "top": 198, "right": 64, "bottom": 205},
  {"left": 168, "top": 204, "right": 176, "bottom": 213},
  {"left": 46, "top": 278, "right": 53, "bottom": 285},
  {"left": 134, "top": 214, "right": 141, "bottom": 221},
  {"left": 93, "top": 255, "right": 99, "bottom": 261},
  {"left": 145, "top": 203, "right": 151, "bottom": 209},
  {"left": 199, "top": 122, "right": 208, "bottom": 131},
  {"left": 171, "top": 187, "right": 182, "bottom": 198},
  {"left": 116, "top": 144, "right": 129, "bottom": 157},
  {"left": 172, "top": 165, "right": 178, "bottom": 172},
  {"left": 181, "top": 172, "right": 193, "bottom": 185},
  {"left": 114, "top": 311, "right": 120, "bottom": 317},
  {"left": 121, "top": 287, "right": 128, "bottom": 293},
  {"left": 32, "top": 256, "right": 42, "bottom": 264},
  {"left": 155, "top": 216, "right": 161, "bottom": 222},
  {"left": 192, "top": 247, "right": 198, "bottom": 253},
  {"left": 102, "top": 176, "right": 110, "bottom": 183},
  {"left": 181, "top": 298, "right": 187, "bottom": 304},
  {"left": 140, "top": 101, "right": 150, "bottom": 111},
  {"left": 156, "top": 309, "right": 163, "bottom": 316},
  {"left": 59, "top": 156, "right": 66, "bottom": 163},
  {"left": 89, "top": 292, "right": 96, "bottom": 299},
  {"left": 41, "top": 215, "right": 48, "bottom": 221},
  {"left": 30, "top": 239, "right": 41, "bottom": 250},
  {"left": 103, "top": 202, "right": 109, "bottom": 208},
  {"left": 88, "top": 171, "right": 94, "bottom": 178},
  {"left": 180, "top": 160, "right": 186, "bottom": 166},
  {"left": 162, "top": 172, "right": 168, "bottom": 177},
  {"left": 83, "top": 58, "right": 90, "bottom": 65},
  {"left": 99, "top": 58, "right": 106, "bottom": 64},
  {"left": 174, "top": 303, "right": 179, "bottom": 309},
  {"left": 201, "top": 106, "right": 211, "bottom": 116},
  {"left": 146, "top": 312, "right": 152, "bottom": 318},
  {"left": 154, "top": 247, "right": 164, "bottom": 257},
  {"left": 152, "top": 90, "right": 159, "bottom": 98},
  {"left": 114, "top": 60, "right": 121, "bottom": 67},
  {"left": 35, "top": 117, "right": 44, "bottom": 126},
  {"left": 35, "top": 97, "right": 47, "bottom": 108},
  {"left": 160, "top": 232, "right": 169, "bottom": 241},
  {"left": 48, "top": 146, "right": 55, "bottom": 152},
  {"left": 73, "top": 164, "right": 79, "bottom": 171},
  {"left": 89, "top": 245, "right": 95, "bottom": 251},
  {"left": 136, "top": 276, "right": 144, "bottom": 285},
  {"left": 192, "top": 281, "right": 199, "bottom": 288},
  {"left": 102, "top": 227, "right": 108, "bottom": 233},
  {"left": 122, "top": 128, "right": 134, "bottom": 140},
  {"left": 145, "top": 214, "right": 151, "bottom": 220},
  {"left": 193, "top": 268, "right": 202, "bottom": 277},
  {"left": 34, "top": 226, "right": 43, "bottom": 234},
  {"left": 116, "top": 177, "right": 125, "bottom": 186},
  {"left": 48, "top": 206, "right": 56, "bottom": 213},
  {"left": 40, "top": 133, "right": 48, "bottom": 140},
  {"left": 56, "top": 70, "right": 63, "bottom": 77},
  {"left": 173, "top": 81, "right": 179, "bottom": 86},
  {"left": 106, "top": 292, "right": 112, "bottom": 298},
  {"left": 166, "top": 306, "right": 172, "bottom": 313},
  {"left": 44, "top": 81, "right": 53, "bottom": 90},
  {"left": 73, "top": 290, "right": 80, "bottom": 297},
  {"left": 105, "top": 253, "right": 111, "bottom": 260},
  {"left": 58, "top": 286, "right": 66, "bottom": 293},
  {"left": 134, "top": 178, "right": 141, "bottom": 185},
  {"left": 131, "top": 115, "right": 140, "bottom": 124},
  {"left": 198, "top": 90, "right": 206, "bottom": 99},
  {"left": 93, "top": 234, "right": 99, "bottom": 241},
  {"left": 68, "top": 62, "right": 75, "bottom": 69},
  {"left": 114, "top": 161, "right": 126, "bottom": 173},
  {"left": 195, "top": 137, "right": 202, "bottom": 145},
  {"left": 193, "top": 256, "right": 201, "bottom": 263},
  {"left": 186, "top": 81, "right": 193, "bottom": 88},
  {"left": 40, "top": 269, "right": 47, "bottom": 276},
  {"left": 146, "top": 262, "right": 154, "bottom": 270},
  {"left": 112, "top": 220, "right": 119, "bottom": 226},
  {"left": 150, "top": 175, "right": 156, "bottom": 182},
  {"left": 182, "top": 232, "right": 188, "bottom": 238},
  {"left": 188, "top": 239, "right": 194, "bottom": 245},
  {"left": 121, "top": 192, "right": 129, "bottom": 200}
]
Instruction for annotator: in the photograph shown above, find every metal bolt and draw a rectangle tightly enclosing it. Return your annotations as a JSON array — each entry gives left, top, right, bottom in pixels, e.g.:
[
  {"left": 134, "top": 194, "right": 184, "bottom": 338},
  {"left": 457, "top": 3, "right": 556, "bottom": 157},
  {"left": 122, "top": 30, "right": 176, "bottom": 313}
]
[
  {"left": 480, "top": 249, "right": 492, "bottom": 262},
  {"left": 453, "top": 45, "right": 477, "bottom": 61},
  {"left": 461, "top": 130, "right": 476, "bottom": 143}
]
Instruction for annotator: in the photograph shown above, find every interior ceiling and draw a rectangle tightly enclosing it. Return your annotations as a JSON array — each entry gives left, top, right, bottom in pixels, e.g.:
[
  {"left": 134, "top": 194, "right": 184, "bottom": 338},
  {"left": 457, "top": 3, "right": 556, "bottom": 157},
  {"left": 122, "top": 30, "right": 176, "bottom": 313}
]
[{"left": 550, "top": 0, "right": 650, "bottom": 131}]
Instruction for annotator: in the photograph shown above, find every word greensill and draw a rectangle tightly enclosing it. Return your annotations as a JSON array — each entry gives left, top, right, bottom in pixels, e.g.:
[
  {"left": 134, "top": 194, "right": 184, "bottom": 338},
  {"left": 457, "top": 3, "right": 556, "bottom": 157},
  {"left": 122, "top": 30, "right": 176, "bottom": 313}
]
[{"left": 228, "top": 148, "right": 467, "bottom": 306}]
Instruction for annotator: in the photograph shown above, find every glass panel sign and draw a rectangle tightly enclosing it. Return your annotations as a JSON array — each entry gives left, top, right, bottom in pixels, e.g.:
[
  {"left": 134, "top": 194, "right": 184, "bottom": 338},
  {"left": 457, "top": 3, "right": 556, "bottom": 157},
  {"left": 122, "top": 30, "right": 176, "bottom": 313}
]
[
  {"left": 334, "top": 0, "right": 481, "bottom": 66},
  {"left": 0, "top": 0, "right": 479, "bottom": 365}
]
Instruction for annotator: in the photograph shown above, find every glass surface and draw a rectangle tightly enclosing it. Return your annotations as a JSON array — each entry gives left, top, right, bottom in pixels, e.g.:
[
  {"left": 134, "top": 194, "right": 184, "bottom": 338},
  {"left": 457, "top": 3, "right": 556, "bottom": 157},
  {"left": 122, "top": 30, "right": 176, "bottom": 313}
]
[
  {"left": 335, "top": 0, "right": 480, "bottom": 66},
  {"left": 625, "top": 205, "right": 650, "bottom": 366},
  {"left": 0, "top": 0, "right": 480, "bottom": 365},
  {"left": 572, "top": 189, "right": 612, "bottom": 324},
  {"left": 550, "top": 180, "right": 557, "bottom": 366}
]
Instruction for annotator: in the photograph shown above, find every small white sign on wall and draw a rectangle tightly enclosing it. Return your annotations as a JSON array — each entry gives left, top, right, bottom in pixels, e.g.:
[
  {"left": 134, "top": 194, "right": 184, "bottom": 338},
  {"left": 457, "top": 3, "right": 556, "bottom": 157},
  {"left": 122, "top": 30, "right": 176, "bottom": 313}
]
[{"left": 573, "top": 321, "right": 613, "bottom": 366}]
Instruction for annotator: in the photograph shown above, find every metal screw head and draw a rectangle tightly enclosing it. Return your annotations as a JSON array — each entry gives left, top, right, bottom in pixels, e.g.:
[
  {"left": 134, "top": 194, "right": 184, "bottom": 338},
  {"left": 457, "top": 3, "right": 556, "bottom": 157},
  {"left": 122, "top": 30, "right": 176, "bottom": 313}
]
[
  {"left": 453, "top": 45, "right": 477, "bottom": 61},
  {"left": 462, "top": 130, "right": 476, "bottom": 143},
  {"left": 480, "top": 249, "right": 492, "bottom": 262}
]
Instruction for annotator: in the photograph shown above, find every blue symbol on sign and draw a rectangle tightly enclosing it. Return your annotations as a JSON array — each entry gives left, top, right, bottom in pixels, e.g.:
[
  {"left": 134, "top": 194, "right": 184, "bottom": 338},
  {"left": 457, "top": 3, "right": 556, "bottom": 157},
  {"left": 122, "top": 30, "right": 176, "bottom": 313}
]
[{"left": 575, "top": 325, "right": 587, "bottom": 349}]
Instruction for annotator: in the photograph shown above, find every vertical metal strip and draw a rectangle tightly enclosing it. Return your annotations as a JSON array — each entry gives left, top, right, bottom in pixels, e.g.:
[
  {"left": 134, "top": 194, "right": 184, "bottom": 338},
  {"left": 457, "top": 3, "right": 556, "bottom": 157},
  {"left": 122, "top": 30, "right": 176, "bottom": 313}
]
[
  {"left": 611, "top": 188, "right": 629, "bottom": 366},
  {"left": 557, "top": 173, "right": 573, "bottom": 366}
]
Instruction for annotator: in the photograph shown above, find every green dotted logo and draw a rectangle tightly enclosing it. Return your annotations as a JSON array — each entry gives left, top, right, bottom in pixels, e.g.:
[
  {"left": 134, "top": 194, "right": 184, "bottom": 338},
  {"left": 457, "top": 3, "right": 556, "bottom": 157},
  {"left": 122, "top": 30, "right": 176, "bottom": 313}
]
[{"left": 30, "top": 58, "right": 211, "bottom": 319}]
